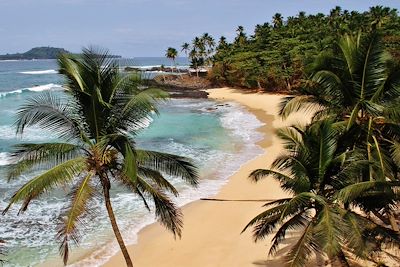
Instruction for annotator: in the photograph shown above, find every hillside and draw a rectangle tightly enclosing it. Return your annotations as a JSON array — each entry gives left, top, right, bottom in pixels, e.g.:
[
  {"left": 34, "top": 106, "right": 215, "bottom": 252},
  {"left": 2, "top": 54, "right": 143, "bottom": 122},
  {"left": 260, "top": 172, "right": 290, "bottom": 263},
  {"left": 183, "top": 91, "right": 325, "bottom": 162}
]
[{"left": 0, "top": 47, "right": 70, "bottom": 60}]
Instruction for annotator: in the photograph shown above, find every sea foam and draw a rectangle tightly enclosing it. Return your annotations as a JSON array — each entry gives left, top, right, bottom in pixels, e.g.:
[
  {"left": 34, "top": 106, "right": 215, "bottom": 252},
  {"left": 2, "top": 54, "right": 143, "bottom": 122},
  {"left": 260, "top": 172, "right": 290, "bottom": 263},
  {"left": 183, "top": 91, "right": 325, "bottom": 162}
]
[
  {"left": 19, "top": 69, "right": 58, "bottom": 75},
  {"left": 0, "top": 152, "right": 10, "bottom": 166},
  {"left": 0, "top": 83, "right": 63, "bottom": 98}
]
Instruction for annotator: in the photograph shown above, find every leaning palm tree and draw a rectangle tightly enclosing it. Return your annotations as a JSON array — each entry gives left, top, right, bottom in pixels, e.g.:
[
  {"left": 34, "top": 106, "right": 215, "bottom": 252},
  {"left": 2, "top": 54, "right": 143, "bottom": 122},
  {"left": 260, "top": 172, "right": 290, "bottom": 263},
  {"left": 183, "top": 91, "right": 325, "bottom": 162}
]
[
  {"left": 165, "top": 47, "right": 178, "bottom": 73},
  {"left": 243, "top": 120, "right": 399, "bottom": 266},
  {"left": 3, "top": 48, "right": 199, "bottom": 267}
]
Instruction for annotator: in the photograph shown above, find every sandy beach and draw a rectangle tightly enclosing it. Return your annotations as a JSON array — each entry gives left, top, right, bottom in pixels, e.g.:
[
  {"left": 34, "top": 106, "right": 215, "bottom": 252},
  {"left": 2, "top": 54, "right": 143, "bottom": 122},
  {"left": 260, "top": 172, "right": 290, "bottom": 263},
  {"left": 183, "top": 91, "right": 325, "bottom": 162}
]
[{"left": 102, "top": 88, "right": 310, "bottom": 267}]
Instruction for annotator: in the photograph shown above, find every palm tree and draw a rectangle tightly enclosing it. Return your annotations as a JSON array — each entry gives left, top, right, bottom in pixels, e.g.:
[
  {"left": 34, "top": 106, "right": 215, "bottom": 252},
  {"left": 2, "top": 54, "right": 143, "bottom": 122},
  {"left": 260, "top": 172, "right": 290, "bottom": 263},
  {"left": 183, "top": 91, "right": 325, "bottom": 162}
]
[
  {"left": 280, "top": 32, "right": 400, "bottom": 230},
  {"left": 3, "top": 48, "right": 199, "bottom": 266},
  {"left": 279, "top": 32, "right": 400, "bottom": 136},
  {"left": 217, "top": 36, "right": 228, "bottom": 50},
  {"left": 181, "top": 42, "right": 190, "bottom": 64},
  {"left": 181, "top": 42, "right": 190, "bottom": 56},
  {"left": 244, "top": 120, "right": 399, "bottom": 266},
  {"left": 165, "top": 47, "right": 178, "bottom": 73},
  {"left": 200, "top": 33, "right": 215, "bottom": 66},
  {"left": 272, "top": 13, "right": 283, "bottom": 28},
  {"left": 190, "top": 37, "right": 206, "bottom": 77},
  {"left": 369, "top": 6, "right": 392, "bottom": 30},
  {"left": 234, "top": 26, "right": 247, "bottom": 47}
]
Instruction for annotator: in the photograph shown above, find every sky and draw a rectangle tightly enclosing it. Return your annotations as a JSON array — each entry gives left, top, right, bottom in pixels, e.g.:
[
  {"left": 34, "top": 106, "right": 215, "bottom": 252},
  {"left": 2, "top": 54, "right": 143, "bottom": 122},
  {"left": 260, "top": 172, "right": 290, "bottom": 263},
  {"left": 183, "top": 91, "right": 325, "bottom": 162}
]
[{"left": 0, "top": 0, "right": 399, "bottom": 57}]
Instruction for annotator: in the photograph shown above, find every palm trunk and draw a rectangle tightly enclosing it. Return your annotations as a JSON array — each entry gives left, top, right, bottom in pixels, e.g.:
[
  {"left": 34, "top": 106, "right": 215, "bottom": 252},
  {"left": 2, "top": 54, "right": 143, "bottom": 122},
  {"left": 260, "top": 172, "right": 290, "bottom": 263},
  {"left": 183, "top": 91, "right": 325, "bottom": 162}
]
[
  {"left": 337, "top": 250, "right": 350, "bottom": 267},
  {"left": 174, "top": 59, "right": 182, "bottom": 80},
  {"left": 257, "top": 80, "right": 262, "bottom": 90},
  {"left": 103, "top": 182, "right": 133, "bottom": 267}
]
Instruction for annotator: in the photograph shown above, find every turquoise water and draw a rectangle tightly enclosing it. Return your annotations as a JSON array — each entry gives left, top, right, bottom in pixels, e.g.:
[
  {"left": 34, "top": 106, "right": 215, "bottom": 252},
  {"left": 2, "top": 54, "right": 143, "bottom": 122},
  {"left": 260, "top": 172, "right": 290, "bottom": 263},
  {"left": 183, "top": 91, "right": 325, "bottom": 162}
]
[{"left": 0, "top": 59, "right": 264, "bottom": 266}]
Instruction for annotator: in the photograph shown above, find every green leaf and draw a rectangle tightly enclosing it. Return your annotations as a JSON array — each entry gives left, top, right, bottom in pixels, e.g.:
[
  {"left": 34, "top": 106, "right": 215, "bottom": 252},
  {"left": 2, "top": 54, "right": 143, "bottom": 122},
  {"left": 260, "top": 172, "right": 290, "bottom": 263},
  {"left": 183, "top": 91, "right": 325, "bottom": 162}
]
[
  {"left": 3, "top": 157, "right": 86, "bottom": 214},
  {"left": 7, "top": 143, "right": 81, "bottom": 180},
  {"left": 137, "top": 150, "right": 199, "bottom": 186},
  {"left": 136, "top": 176, "right": 183, "bottom": 237},
  {"left": 57, "top": 172, "right": 95, "bottom": 265},
  {"left": 286, "top": 221, "right": 318, "bottom": 267},
  {"left": 15, "top": 92, "right": 82, "bottom": 140}
]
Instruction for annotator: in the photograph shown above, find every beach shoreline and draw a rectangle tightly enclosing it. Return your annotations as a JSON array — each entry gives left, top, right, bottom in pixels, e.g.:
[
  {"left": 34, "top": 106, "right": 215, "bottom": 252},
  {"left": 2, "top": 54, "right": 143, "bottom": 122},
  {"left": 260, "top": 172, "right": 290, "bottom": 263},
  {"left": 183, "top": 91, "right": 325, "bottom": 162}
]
[{"left": 97, "top": 87, "right": 311, "bottom": 267}]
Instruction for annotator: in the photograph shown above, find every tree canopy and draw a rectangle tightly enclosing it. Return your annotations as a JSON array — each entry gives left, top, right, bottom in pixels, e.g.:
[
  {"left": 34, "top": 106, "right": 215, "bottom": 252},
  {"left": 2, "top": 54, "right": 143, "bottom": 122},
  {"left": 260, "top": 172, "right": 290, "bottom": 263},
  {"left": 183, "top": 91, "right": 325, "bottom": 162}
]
[{"left": 205, "top": 6, "right": 400, "bottom": 90}]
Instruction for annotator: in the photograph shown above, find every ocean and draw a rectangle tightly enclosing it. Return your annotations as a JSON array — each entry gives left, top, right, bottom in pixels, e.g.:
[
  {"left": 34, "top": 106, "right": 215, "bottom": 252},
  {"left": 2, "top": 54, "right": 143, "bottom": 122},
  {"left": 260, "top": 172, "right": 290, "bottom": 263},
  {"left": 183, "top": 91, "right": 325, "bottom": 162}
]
[{"left": 0, "top": 58, "right": 264, "bottom": 266}]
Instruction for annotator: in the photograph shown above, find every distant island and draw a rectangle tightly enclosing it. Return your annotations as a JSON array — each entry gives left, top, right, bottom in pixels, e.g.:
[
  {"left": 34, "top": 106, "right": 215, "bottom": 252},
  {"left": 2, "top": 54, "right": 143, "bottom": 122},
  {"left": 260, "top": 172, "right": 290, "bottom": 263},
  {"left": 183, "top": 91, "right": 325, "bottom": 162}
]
[
  {"left": 0, "top": 47, "right": 70, "bottom": 60},
  {"left": 0, "top": 47, "right": 122, "bottom": 60}
]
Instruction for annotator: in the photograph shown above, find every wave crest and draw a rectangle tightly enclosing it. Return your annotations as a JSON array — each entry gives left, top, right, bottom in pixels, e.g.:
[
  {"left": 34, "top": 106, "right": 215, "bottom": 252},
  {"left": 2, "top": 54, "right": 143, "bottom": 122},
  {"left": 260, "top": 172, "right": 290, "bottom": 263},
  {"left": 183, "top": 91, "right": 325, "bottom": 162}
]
[
  {"left": 0, "top": 152, "right": 10, "bottom": 166},
  {"left": 0, "top": 83, "right": 63, "bottom": 98},
  {"left": 19, "top": 70, "right": 58, "bottom": 75}
]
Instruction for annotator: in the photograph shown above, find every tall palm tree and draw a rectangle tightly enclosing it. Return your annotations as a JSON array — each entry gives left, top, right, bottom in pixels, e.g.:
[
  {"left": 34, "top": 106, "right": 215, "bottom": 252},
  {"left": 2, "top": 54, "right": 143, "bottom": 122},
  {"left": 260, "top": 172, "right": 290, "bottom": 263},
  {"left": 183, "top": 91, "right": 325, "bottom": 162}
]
[
  {"left": 234, "top": 26, "right": 248, "bottom": 47},
  {"left": 165, "top": 47, "right": 178, "bottom": 73},
  {"left": 272, "top": 13, "right": 284, "bottom": 28},
  {"left": 280, "top": 32, "right": 400, "bottom": 230},
  {"left": 200, "top": 33, "right": 215, "bottom": 66},
  {"left": 181, "top": 42, "right": 190, "bottom": 59},
  {"left": 190, "top": 37, "right": 205, "bottom": 77},
  {"left": 3, "top": 48, "right": 199, "bottom": 266},
  {"left": 244, "top": 120, "right": 399, "bottom": 266}
]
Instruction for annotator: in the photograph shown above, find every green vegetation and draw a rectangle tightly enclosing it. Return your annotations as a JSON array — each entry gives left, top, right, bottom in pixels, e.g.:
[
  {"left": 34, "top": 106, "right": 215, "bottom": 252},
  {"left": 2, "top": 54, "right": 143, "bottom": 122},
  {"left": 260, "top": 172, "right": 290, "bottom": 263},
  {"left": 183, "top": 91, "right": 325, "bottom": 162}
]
[
  {"left": 244, "top": 32, "right": 400, "bottom": 266},
  {"left": 0, "top": 47, "right": 70, "bottom": 60},
  {"left": 165, "top": 47, "right": 178, "bottom": 72},
  {"left": 181, "top": 6, "right": 400, "bottom": 90},
  {"left": 178, "top": 33, "right": 215, "bottom": 76},
  {"left": 3, "top": 48, "right": 199, "bottom": 266}
]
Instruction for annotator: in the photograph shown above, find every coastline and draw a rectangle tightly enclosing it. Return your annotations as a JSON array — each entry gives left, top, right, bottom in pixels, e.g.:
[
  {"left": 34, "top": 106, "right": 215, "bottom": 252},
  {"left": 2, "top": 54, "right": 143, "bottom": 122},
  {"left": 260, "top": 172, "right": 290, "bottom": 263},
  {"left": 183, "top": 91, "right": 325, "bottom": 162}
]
[{"left": 99, "top": 87, "right": 311, "bottom": 267}]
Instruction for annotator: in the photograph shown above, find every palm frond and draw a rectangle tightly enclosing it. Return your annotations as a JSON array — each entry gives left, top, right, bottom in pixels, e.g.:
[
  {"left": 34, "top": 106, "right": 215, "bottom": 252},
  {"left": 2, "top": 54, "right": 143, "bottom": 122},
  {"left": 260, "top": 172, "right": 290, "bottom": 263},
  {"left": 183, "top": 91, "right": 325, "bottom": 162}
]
[
  {"left": 242, "top": 203, "right": 287, "bottom": 241},
  {"left": 3, "top": 157, "right": 86, "bottom": 214},
  {"left": 269, "top": 212, "right": 311, "bottom": 256},
  {"left": 57, "top": 172, "right": 95, "bottom": 265},
  {"left": 14, "top": 92, "right": 82, "bottom": 140},
  {"left": 276, "top": 125, "right": 305, "bottom": 150},
  {"left": 122, "top": 143, "right": 137, "bottom": 185},
  {"left": 312, "top": 70, "right": 344, "bottom": 103},
  {"left": 314, "top": 205, "right": 343, "bottom": 258},
  {"left": 341, "top": 211, "right": 369, "bottom": 258},
  {"left": 357, "top": 32, "right": 387, "bottom": 100},
  {"left": 337, "top": 180, "right": 400, "bottom": 204},
  {"left": 286, "top": 221, "right": 318, "bottom": 267},
  {"left": 136, "top": 176, "right": 183, "bottom": 237},
  {"left": 280, "top": 193, "right": 319, "bottom": 220},
  {"left": 7, "top": 143, "right": 81, "bottom": 180},
  {"left": 58, "top": 54, "right": 87, "bottom": 93},
  {"left": 114, "top": 172, "right": 150, "bottom": 211},
  {"left": 138, "top": 167, "right": 178, "bottom": 196},
  {"left": 316, "top": 120, "right": 338, "bottom": 180},
  {"left": 248, "top": 169, "right": 292, "bottom": 183},
  {"left": 338, "top": 34, "right": 358, "bottom": 77},
  {"left": 279, "top": 95, "right": 323, "bottom": 119},
  {"left": 110, "top": 88, "right": 167, "bottom": 133},
  {"left": 137, "top": 150, "right": 199, "bottom": 186},
  {"left": 391, "top": 141, "right": 400, "bottom": 165}
]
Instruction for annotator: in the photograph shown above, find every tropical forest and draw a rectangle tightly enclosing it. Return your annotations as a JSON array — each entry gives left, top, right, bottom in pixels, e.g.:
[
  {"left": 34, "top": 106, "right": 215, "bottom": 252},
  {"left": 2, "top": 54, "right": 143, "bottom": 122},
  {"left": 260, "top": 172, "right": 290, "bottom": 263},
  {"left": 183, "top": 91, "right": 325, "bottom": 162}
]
[{"left": 176, "top": 6, "right": 400, "bottom": 91}]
